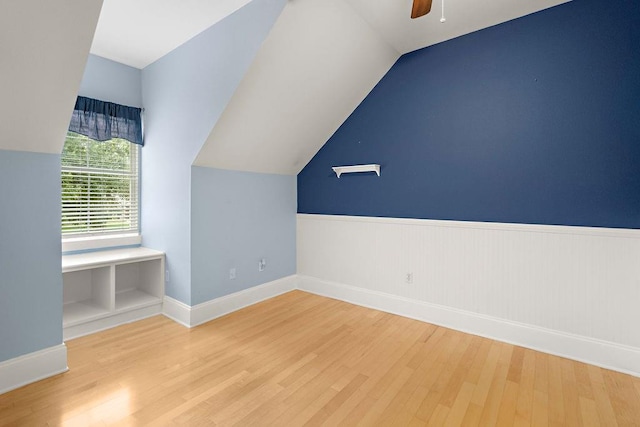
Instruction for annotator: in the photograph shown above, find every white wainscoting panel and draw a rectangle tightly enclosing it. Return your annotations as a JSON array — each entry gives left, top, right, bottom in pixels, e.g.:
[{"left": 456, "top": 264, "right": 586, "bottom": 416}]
[
  {"left": 297, "top": 214, "right": 640, "bottom": 376},
  {"left": 0, "top": 344, "right": 68, "bottom": 395}
]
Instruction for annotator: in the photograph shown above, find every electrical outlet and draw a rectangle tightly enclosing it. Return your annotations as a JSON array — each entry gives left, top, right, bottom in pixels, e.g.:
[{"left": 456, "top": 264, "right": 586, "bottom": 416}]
[
  {"left": 165, "top": 270, "right": 170, "bottom": 283},
  {"left": 405, "top": 272, "right": 413, "bottom": 284},
  {"left": 229, "top": 268, "right": 236, "bottom": 280},
  {"left": 258, "top": 258, "right": 266, "bottom": 272}
]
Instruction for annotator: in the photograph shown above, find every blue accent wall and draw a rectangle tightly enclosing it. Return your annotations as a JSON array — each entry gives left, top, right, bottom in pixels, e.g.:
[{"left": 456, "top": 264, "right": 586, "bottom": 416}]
[
  {"left": 0, "top": 150, "right": 62, "bottom": 361},
  {"left": 298, "top": 0, "right": 640, "bottom": 229},
  {"left": 191, "top": 167, "right": 296, "bottom": 304}
]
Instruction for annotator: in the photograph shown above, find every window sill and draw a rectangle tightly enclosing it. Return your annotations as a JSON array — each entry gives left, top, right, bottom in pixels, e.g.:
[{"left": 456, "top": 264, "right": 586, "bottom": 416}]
[{"left": 62, "top": 233, "right": 142, "bottom": 254}]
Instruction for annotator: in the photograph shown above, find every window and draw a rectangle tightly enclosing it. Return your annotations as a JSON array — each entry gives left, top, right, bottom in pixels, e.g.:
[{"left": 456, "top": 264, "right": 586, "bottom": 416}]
[
  {"left": 61, "top": 132, "right": 139, "bottom": 236},
  {"left": 61, "top": 95, "right": 143, "bottom": 244}
]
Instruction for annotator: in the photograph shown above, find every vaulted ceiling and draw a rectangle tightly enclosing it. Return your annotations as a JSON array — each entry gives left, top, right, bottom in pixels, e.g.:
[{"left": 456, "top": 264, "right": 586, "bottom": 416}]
[
  {"left": 2, "top": 0, "right": 571, "bottom": 168},
  {"left": 194, "top": 0, "right": 571, "bottom": 174},
  {"left": 91, "top": 0, "right": 570, "bottom": 71},
  {"left": 345, "top": 0, "right": 571, "bottom": 55},
  {"left": 193, "top": 0, "right": 399, "bottom": 175}
]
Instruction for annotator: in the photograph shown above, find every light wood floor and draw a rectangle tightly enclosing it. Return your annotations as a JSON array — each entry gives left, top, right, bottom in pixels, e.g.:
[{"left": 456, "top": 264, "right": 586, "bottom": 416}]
[{"left": 1, "top": 291, "right": 639, "bottom": 426}]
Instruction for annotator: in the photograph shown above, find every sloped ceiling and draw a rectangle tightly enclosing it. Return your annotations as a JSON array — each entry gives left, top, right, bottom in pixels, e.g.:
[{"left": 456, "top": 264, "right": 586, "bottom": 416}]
[
  {"left": 87, "top": 0, "right": 573, "bottom": 175},
  {"left": 345, "top": 0, "right": 570, "bottom": 54},
  {"left": 0, "top": 0, "right": 103, "bottom": 154},
  {"left": 193, "top": 0, "right": 399, "bottom": 175},
  {"left": 91, "top": 0, "right": 252, "bottom": 68},
  {"left": 195, "top": 0, "right": 571, "bottom": 175}
]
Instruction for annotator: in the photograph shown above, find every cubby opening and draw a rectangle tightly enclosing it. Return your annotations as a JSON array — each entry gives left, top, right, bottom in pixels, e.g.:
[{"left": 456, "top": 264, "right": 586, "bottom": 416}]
[
  {"left": 115, "top": 259, "right": 163, "bottom": 312},
  {"left": 63, "top": 266, "right": 112, "bottom": 326}
]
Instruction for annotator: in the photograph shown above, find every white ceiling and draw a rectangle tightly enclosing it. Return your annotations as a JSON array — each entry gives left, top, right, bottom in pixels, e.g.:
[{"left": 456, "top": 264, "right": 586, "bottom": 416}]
[
  {"left": 195, "top": 0, "right": 571, "bottom": 175},
  {"left": 92, "top": 0, "right": 570, "bottom": 70},
  {"left": 90, "top": 0, "right": 572, "bottom": 174},
  {"left": 91, "top": 0, "right": 252, "bottom": 68},
  {"left": 345, "top": 0, "right": 570, "bottom": 55},
  {"left": 194, "top": 0, "right": 399, "bottom": 174}
]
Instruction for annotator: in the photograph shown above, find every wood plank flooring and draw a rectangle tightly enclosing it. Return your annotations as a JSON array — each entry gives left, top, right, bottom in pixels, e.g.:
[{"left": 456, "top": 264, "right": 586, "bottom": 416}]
[{"left": 1, "top": 290, "right": 639, "bottom": 426}]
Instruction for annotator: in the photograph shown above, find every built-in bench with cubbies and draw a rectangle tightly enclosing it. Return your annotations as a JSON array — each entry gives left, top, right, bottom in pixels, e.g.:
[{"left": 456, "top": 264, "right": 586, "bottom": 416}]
[{"left": 62, "top": 247, "right": 165, "bottom": 340}]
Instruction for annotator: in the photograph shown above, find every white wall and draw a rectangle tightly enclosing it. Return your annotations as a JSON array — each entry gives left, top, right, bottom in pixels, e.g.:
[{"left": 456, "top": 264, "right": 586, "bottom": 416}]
[{"left": 297, "top": 214, "right": 640, "bottom": 375}]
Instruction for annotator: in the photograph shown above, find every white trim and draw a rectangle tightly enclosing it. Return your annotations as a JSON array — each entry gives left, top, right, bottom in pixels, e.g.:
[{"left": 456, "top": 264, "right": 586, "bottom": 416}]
[
  {"left": 0, "top": 344, "right": 68, "bottom": 395},
  {"left": 162, "top": 275, "right": 297, "bottom": 328},
  {"left": 297, "top": 275, "right": 640, "bottom": 378},
  {"left": 191, "top": 275, "right": 296, "bottom": 327},
  {"left": 62, "top": 246, "right": 164, "bottom": 272},
  {"left": 297, "top": 213, "right": 640, "bottom": 239},
  {"left": 162, "top": 296, "right": 192, "bottom": 328},
  {"left": 161, "top": 272, "right": 640, "bottom": 376},
  {"left": 62, "top": 233, "right": 142, "bottom": 253},
  {"left": 63, "top": 304, "right": 163, "bottom": 341}
]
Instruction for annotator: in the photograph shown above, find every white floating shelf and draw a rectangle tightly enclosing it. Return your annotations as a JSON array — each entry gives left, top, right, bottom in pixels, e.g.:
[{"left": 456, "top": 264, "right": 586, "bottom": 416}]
[{"left": 332, "top": 164, "right": 380, "bottom": 178}]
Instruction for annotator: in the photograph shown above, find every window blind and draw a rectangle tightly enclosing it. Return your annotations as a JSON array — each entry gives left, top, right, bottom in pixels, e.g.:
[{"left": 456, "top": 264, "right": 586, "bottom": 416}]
[{"left": 61, "top": 132, "right": 139, "bottom": 236}]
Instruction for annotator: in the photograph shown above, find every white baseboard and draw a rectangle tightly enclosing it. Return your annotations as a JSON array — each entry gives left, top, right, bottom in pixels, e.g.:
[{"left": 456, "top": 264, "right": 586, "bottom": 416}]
[
  {"left": 0, "top": 344, "right": 68, "bottom": 395},
  {"left": 298, "top": 275, "right": 640, "bottom": 378},
  {"left": 6, "top": 272, "right": 637, "bottom": 397},
  {"left": 163, "top": 275, "right": 297, "bottom": 328},
  {"left": 163, "top": 295, "right": 192, "bottom": 327},
  {"left": 64, "top": 303, "right": 163, "bottom": 341}
]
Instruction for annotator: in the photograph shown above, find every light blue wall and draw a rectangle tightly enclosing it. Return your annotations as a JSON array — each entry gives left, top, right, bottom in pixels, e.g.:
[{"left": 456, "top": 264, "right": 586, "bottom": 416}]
[
  {"left": 141, "top": 0, "right": 285, "bottom": 304},
  {"left": 78, "top": 54, "right": 142, "bottom": 107},
  {"left": 66, "top": 54, "right": 144, "bottom": 256},
  {"left": 191, "top": 167, "right": 296, "bottom": 304},
  {"left": 0, "top": 150, "right": 62, "bottom": 362}
]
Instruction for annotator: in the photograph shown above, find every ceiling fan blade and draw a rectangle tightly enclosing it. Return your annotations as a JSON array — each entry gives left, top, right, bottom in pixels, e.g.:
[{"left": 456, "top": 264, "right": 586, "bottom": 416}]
[{"left": 411, "top": 0, "right": 432, "bottom": 19}]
